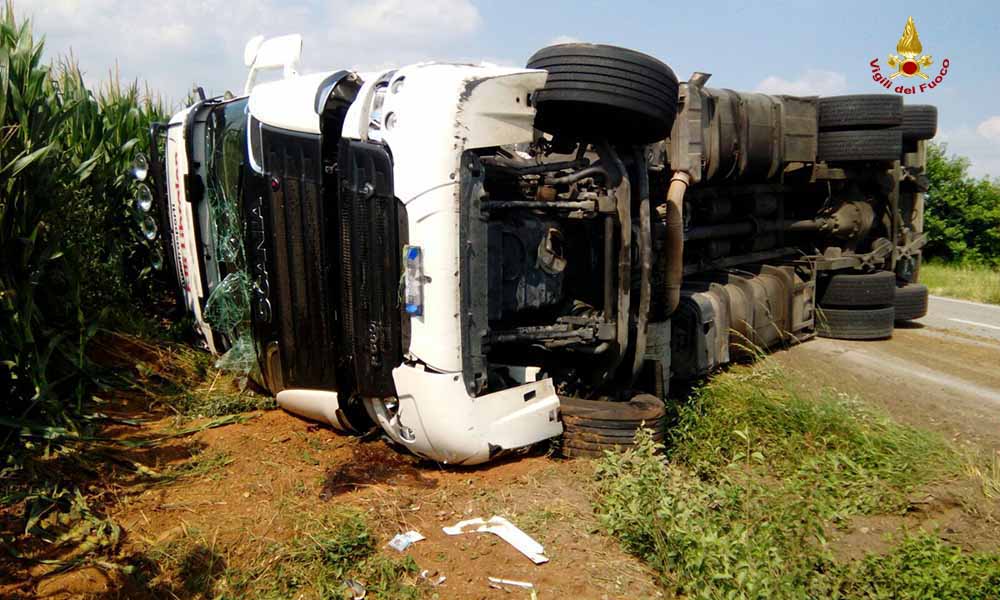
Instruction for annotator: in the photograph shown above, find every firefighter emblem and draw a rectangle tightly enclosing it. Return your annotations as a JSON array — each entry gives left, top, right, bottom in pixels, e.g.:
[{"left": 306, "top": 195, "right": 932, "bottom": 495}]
[{"left": 887, "top": 17, "right": 932, "bottom": 79}]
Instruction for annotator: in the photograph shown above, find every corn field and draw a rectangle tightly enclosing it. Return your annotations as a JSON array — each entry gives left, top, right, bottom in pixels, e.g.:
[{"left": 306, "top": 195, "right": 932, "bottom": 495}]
[{"left": 1, "top": 2, "right": 166, "bottom": 448}]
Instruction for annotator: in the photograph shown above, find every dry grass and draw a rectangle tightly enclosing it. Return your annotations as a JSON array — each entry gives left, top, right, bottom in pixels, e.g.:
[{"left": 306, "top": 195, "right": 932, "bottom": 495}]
[{"left": 920, "top": 262, "right": 1000, "bottom": 305}]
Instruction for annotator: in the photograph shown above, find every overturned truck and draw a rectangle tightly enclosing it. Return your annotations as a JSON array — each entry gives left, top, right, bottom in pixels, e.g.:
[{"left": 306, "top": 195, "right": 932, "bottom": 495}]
[{"left": 136, "top": 38, "right": 935, "bottom": 464}]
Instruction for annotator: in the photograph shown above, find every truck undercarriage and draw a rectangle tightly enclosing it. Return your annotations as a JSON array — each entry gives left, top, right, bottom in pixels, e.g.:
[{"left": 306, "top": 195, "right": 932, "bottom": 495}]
[{"left": 141, "top": 39, "right": 935, "bottom": 464}]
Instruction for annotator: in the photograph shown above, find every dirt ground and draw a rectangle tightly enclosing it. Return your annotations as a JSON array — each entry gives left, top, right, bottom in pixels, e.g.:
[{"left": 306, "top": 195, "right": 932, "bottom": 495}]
[
  {"left": 4, "top": 402, "right": 663, "bottom": 600},
  {"left": 5, "top": 319, "right": 1000, "bottom": 599}
]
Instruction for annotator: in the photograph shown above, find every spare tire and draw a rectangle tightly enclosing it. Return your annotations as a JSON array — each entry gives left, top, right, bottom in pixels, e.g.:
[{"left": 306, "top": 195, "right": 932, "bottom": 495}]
[
  {"left": 894, "top": 283, "right": 929, "bottom": 321},
  {"left": 900, "top": 105, "right": 938, "bottom": 143},
  {"left": 817, "top": 270, "right": 896, "bottom": 307},
  {"left": 818, "top": 95, "right": 903, "bottom": 131},
  {"left": 527, "top": 43, "right": 679, "bottom": 144},
  {"left": 559, "top": 393, "right": 666, "bottom": 459},
  {"left": 818, "top": 129, "right": 902, "bottom": 162}
]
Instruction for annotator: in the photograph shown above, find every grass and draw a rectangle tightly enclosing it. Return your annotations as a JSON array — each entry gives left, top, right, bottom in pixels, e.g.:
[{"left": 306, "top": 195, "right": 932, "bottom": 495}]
[
  {"left": 133, "top": 507, "right": 422, "bottom": 599},
  {"left": 593, "top": 363, "right": 998, "bottom": 599},
  {"left": 920, "top": 261, "right": 1000, "bottom": 305}
]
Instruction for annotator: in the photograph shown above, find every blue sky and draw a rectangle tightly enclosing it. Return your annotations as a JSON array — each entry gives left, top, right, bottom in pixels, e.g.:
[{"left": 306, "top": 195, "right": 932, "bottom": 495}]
[{"left": 17, "top": 0, "right": 1000, "bottom": 176}]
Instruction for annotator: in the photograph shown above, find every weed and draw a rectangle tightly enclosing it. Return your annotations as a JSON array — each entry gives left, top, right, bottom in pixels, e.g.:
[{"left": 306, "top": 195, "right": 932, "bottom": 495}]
[
  {"left": 920, "top": 261, "right": 1000, "bottom": 305},
  {"left": 156, "top": 449, "right": 234, "bottom": 484},
  {"left": 134, "top": 507, "right": 422, "bottom": 599},
  {"left": 593, "top": 365, "right": 995, "bottom": 599},
  {"left": 669, "top": 365, "right": 955, "bottom": 517},
  {"left": 829, "top": 535, "right": 1000, "bottom": 599},
  {"left": 964, "top": 450, "right": 1000, "bottom": 500}
]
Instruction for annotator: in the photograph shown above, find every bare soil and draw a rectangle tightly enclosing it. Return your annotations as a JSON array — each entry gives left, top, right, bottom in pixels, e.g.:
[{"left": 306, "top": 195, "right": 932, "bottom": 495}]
[{"left": 2, "top": 403, "right": 662, "bottom": 599}]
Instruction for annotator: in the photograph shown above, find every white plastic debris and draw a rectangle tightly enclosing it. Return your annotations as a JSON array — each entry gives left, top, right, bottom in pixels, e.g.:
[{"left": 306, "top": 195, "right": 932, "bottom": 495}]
[
  {"left": 488, "top": 577, "right": 534, "bottom": 589},
  {"left": 420, "top": 569, "right": 447, "bottom": 587},
  {"left": 442, "top": 516, "right": 549, "bottom": 564},
  {"left": 387, "top": 530, "right": 426, "bottom": 551}
]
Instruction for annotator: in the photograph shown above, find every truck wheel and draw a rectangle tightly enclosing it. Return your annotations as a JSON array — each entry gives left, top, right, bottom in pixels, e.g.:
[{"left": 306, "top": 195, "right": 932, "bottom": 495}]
[
  {"left": 526, "top": 43, "right": 679, "bottom": 144},
  {"left": 559, "top": 393, "right": 666, "bottom": 458},
  {"left": 900, "top": 105, "right": 938, "bottom": 143},
  {"left": 816, "top": 270, "right": 896, "bottom": 307},
  {"left": 894, "top": 283, "right": 929, "bottom": 321},
  {"left": 818, "top": 95, "right": 903, "bottom": 131},
  {"left": 816, "top": 306, "right": 895, "bottom": 340},
  {"left": 817, "top": 129, "right": 902, "bottom": 162}
]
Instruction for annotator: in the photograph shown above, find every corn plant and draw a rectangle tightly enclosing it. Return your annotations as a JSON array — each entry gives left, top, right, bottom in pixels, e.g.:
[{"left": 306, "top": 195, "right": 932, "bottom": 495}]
[{"left": 1, "top": 2, "right": 165, "bottom": 446}]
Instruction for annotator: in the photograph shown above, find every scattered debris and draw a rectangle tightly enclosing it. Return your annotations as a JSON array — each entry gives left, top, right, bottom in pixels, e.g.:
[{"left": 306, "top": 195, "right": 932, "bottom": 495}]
[
  {"left": 388, "top": 529, "right": 426, "bottom": 551},
  {"left": 344, "top": 579, "right": 366, "bottom": 599},
  {"left": 488, "top": 577, "right": 534, "bottom": 589},
  {"left": 420, "top": 569, "right": 447, "bottom": 587},
  {"left": 443, "top": 516, "right": 549, "bottom": 564}
]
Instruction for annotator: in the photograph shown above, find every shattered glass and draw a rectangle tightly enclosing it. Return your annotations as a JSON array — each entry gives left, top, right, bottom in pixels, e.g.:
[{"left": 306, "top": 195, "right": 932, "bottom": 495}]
[{"left": 202, "top": 98, "right": 256, "bottom": 377}]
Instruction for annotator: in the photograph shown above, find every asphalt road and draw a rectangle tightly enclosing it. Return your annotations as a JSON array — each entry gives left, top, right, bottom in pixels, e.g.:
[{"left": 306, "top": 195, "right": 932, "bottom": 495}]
[
  {"left": 922, "top": 295, "right": 1000, "bottom": 342},
  {"left": 774, "top": 294, "right": 1000, "bottom": 448}
]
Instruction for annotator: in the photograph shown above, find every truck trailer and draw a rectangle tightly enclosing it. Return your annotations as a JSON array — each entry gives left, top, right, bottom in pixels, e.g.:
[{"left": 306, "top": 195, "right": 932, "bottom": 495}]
[{"left": 131, "top": 36, "right": 935, "bottom": 464}]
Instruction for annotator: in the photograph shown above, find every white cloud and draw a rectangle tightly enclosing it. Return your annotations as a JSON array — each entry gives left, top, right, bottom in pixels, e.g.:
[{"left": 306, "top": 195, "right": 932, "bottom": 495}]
[
  {"left": 345, "top": 0, "right": 481, "bottom": 38},
  {"left": 548, "top": 35, "right": 582, "bottom": 46},
  {"left": 13, "top": 0, "right": 484, "bottom": 104},
  {"left": 754, "top": 69, "right": 848, "bottom": 96},
  {"left": 937, "top": 125, "right": 1000, "bottom": 179},
  {"left": 976, "top": 116, "right": 1000, "bottom": 142}
]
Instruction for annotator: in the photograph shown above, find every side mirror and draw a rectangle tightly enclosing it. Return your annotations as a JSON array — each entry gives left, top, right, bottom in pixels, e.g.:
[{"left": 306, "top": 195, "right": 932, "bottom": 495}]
[
  {"left": 243, "top": 34, "right": 303, "bottom": 94},
  {"left": 244, "top": 35, "right": 265, "bottom": 67}
]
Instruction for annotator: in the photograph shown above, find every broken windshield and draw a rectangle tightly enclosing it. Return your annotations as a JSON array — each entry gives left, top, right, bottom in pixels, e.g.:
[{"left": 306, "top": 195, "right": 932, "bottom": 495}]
[{"left": 202, "top": 98, "right": 256, "bottom": 376}]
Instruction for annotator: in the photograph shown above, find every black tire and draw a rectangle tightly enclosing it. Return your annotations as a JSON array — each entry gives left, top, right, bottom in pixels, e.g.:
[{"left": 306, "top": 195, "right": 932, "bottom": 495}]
[
  {"left": 816, "top": 306, "right": 895, "bottom": 340},
  {"left": 817, "top": 271, "right": 896, "bottom": 307},
  {"left": 527, "top": 43, "right": 679, "bottom": 144},
  {"left": 900, "top": 105, "right": 937, "bottom": 143},
  {"left": 563, "top": 429, "right": 666, "bottom": 445},
  {"left": 818, "top": 129, "right": 903, "bottom": 162},
  {"left": 562, "top": 438, "right": 648, "bottom": 452},
  {"left": 818, "top": 95, "right": 903, "bottom": 131},
  {"left": 560, "top": 445, "right": 613, "bottom": 459},
  {"left": 559, "top": 393, "right": 666, "bottom": 459},
  {"left": 559, "top": 394, "right": 666, "bottom": 422},
  {"left": 894, "top": 283, "right": 929, "bottom": 321},
  {"left": 562, "top": 421, "right": 666, "bottom": 438}
]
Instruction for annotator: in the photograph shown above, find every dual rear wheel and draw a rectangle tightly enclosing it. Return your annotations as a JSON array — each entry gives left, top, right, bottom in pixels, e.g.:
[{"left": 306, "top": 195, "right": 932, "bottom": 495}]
[{"left": 816, "top": 271, "right": 928, "bottom": 340}]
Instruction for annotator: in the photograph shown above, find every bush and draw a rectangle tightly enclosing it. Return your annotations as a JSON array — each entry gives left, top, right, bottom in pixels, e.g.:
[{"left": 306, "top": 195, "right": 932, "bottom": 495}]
[{"left": 923, "top": 143, "right": 1000, "bottom": 266}]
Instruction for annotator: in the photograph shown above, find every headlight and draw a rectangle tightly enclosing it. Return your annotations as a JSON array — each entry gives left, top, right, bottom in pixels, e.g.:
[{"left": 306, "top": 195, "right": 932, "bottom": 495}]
[
  {"left": 130, "top": 153, "right": 149, "bottom": 181},
  {"left": 151, "top": 251, "right": 164, "bottom": 271},
  {"left": 135, "top": 183, "right": 153, "bottom": 212},
  {"left": 140, "top": 215, "right": 158, "bottom": 241}
]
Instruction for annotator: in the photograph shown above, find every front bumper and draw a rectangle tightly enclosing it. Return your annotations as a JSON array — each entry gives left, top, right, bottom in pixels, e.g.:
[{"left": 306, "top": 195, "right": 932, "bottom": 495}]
[{"left": 368, "top": 364, "right": 563, "bottom": 465}]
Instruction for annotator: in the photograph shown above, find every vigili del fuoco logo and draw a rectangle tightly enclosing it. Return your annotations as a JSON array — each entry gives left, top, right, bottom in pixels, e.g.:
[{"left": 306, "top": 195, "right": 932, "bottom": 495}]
[{"left": 869, "top": 16, "right": 949, "bottom": 94}]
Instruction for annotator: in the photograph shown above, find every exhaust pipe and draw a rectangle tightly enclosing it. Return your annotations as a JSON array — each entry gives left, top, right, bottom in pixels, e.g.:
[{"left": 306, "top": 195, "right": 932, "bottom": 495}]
[{"left": 661, "top": 171, "right": 691, "bottom": 316}]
